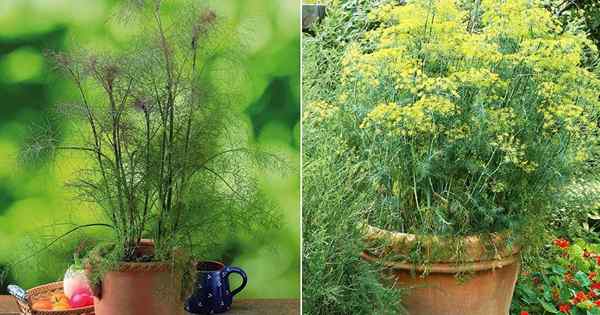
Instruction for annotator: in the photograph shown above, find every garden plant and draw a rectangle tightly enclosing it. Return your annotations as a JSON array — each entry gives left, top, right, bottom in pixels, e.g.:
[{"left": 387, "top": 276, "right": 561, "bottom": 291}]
[
  {"left": 513, "top": 239, "right": 600, "bottom": 314},
  {"left": 545, "top": 0, "right": 600, "bottom": 51},
  {"left": 21, "top": 0, "right": 279, "bottom": 314},
  {"left": 303, "top": 0, "right": 600, "bottom": 313},
  {"left": 302, "top": 1, "right": 405, "bottom": 314}
]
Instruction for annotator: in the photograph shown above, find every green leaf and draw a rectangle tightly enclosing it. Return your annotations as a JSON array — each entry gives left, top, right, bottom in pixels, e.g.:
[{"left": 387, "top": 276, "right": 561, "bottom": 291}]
[
  {"left": 522, "top": 286, "right": 537, "bottom": 300},
  {"left": 571, "top": 308, "right": 585, "bottom": 315},
  {"left": 588, "top": 307, "right": 600, "bottom": 315},
  {"left": 543, "top": 288, "right": 552, "bottom": 301},
  {"left": 576, "top": 271, "right": 592, "bottom": 287},
  {"left": 552, "top": 265, "right": 567, "bottom": 274},
  {"left": 538, "top": 298, "right": 559, "bottom": 313}
]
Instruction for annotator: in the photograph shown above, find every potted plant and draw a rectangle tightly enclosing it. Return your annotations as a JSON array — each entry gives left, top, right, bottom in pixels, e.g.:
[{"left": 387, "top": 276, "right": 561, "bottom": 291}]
[
  {"left": 24, "top": 1, "right": 278, "bottom": 314},
  {"left": 304, "top": 0, "right": 600, "bottom": 314}
]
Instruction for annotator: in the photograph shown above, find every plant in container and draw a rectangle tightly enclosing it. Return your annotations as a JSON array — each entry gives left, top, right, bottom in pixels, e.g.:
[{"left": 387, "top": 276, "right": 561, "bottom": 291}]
[
  {"left": 22, "top": 1, "right": 279, "bottom": 314},
  {"left": 304, "top": 0, "right": 600, "bottom": 314}
]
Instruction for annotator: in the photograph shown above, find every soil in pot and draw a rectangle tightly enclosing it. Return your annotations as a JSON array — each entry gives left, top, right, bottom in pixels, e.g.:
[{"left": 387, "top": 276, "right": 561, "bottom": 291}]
[{"left": 363, "top": 225, "right": 520, "bottom": 315}]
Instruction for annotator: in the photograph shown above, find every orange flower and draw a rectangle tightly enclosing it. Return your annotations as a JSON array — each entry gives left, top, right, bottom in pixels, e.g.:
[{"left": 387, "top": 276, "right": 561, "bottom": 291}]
[
  {"left": 559, "top": 303, "right": 571, "bottom": 313},
  {"left": 573, "top": 291, "right": 587, "bottom": 304},
  {"left": 590, "top": 272, "right": 597, "bottom": 280},
  {"left": 595, "top": 300, "right": 600, "bottom": 307},
  {"left": 592, "top": 282, "right": 600, "bottom": 290},
  {"left": 520, "top": 311, "right": 529, "bottom": 315},
  {"left": 554, "top": 239, "right": 570, "bottom": 249}
]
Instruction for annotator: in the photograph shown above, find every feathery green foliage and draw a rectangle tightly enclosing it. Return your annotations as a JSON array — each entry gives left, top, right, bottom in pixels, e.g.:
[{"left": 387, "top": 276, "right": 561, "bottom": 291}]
[
  {"left": 302, "top": 1, "right": 405, "bottom": 314},
  {"left": 544, "top": 0, "right": 600, "bottom": 51},
  {"left": 550, "top": 178, "right": 600, "bottom": 242},
  {"left": 21, "top": 0, "right": 279, "bottom": 266},
  {"left": 303, "top": 0, "right": 395, "bottom": 103},
  {"left": 303, "top": 102, "right": 404, "bottom": 315},
  {"left": 307, "top": 0, "right": 600, "bottom": 255}
]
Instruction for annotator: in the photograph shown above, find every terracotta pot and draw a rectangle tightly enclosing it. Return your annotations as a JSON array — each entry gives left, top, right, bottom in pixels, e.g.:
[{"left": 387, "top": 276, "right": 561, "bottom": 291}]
[
  {"left": 133, "top": 238, "right": 156, "bottom": 257},
  {"left": 93, "top": 239, "right": 185, "bottom": 315},
  {"left": 363, "top": 225, "right": 520, "bottom": 315}
]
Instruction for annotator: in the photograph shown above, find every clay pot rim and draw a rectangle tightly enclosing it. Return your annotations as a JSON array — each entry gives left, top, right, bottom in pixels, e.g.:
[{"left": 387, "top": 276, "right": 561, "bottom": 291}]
[
  {"left": 363, "top": 224, "right": 521, "bottom": 264},
  {"left": 195, "top": 260, "right": 225, "bottom": 273},
  {"left": 361, "top": 251, "right": 519, "bottom": 274},
  {"left": 111, "top": 260, "right": 172, "bottom": 272},
  {"left": 86, "top": 239, "right": 186, "bottom": 273},
  {"left": 137, "top": 238, "right": 155, "bottom": 246},
  {"left": 364, "top": 224, "right": 517, "bottom": 245}
]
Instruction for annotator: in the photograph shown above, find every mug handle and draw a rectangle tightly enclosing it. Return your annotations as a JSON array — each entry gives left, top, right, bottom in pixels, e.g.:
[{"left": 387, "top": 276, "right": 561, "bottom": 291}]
[{"left": 224, "top": 266, "right": 247, "bottom": 297}]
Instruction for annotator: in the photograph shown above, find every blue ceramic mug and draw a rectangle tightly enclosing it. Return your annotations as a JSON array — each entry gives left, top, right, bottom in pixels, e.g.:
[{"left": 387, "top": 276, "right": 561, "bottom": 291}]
[{"left": 185, "top": 261, "right": 248, "bottom": 314}]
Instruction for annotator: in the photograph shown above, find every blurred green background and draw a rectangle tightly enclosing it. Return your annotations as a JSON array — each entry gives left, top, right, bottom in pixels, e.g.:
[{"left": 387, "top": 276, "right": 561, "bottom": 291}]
[{"left": 0, "top": 0, "right": 299, "bottom": 299}]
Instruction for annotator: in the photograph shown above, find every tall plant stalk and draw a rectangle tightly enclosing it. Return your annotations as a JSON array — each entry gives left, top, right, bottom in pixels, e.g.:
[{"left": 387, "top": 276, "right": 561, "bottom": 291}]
[{"left": 25, "top": 0, "right": 279, "bottom": 262}]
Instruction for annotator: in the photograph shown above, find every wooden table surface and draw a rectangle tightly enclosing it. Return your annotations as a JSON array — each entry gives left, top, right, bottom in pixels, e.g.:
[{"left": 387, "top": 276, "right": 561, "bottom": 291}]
[{"left": 0, "top": 296, "right": 300, "bottom": 315}]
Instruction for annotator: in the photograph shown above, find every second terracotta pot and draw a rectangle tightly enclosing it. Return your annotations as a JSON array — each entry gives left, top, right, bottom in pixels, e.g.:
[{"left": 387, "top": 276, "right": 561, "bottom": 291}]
[{"left": 363, "top": 225, "right": 520, "bottom": 315}]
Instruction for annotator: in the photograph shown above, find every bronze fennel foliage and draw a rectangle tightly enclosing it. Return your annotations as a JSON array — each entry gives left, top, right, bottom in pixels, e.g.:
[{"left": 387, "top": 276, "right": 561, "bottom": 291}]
[{"left": 23, "top": 0, "right": 280, "bottom": 264}]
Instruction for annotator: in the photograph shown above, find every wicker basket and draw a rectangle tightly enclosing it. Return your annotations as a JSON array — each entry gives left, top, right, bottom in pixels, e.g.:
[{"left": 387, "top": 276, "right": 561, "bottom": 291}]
[{"left": 8, "top": 282, "right": 94, "bottom": 315}]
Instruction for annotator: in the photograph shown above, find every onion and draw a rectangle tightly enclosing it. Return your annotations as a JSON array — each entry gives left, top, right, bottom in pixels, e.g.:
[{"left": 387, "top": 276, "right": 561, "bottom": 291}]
[{"left": 63, "top": 266, "right": 91, "bottom": 299}]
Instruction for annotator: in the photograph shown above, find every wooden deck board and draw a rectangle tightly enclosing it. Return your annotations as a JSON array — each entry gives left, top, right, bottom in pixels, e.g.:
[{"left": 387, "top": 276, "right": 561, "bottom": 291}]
[{"left": 0, "top": 296, "right": 299, "bottom": 315}]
